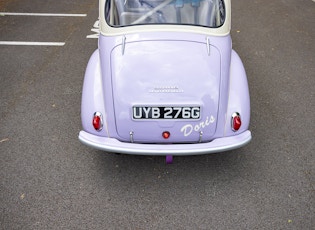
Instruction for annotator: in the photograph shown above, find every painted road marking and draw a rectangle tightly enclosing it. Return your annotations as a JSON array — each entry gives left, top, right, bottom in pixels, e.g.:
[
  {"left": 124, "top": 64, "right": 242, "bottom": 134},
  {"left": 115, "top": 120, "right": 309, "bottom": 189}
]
[
  {"left": 0, "top": 41, "right": 65, "bottom": 46},
  {"left": 0, "top": 12, "right": 87, "bottom": 46},
  {"left": 0, "top": 12, "right": 86, "bottom": 17}
]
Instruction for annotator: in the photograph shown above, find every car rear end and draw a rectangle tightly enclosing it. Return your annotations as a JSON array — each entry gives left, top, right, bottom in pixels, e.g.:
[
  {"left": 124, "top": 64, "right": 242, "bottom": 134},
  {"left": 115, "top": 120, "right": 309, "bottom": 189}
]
[{"left": 79, "top": 0, "right": 251, "bottom": 157}]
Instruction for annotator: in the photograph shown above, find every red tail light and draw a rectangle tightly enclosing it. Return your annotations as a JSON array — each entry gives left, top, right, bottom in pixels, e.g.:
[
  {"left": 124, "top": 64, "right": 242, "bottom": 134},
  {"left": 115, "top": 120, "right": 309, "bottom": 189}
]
[
  {"left": 162, "top": 131, "right": 170, "bottom": 139},
  {"left": 232, "top": 112, "right": 241, "bottom": 131},
  {"left": 93, "top": 112, "right": 103, "bottom": 131}
]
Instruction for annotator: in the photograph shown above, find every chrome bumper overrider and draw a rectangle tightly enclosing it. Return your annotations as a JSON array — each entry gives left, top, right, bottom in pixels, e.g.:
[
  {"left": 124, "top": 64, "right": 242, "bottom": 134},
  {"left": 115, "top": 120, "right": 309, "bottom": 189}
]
[{"left": 79, "top": 130, "right": 251, "bottom": 156}]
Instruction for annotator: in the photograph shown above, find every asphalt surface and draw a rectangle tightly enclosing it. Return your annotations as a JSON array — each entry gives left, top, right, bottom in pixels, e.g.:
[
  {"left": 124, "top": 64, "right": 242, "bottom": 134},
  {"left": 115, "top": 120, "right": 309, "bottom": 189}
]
[{"left": 1, "top": 0, "right": 314, "bottom": 229}]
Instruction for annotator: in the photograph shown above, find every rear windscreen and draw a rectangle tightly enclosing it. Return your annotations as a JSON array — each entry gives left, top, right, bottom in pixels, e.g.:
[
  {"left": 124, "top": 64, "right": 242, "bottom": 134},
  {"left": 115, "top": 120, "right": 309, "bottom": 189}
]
[{"left": 105, "top": 0, "right": 225, "bottom": 28}]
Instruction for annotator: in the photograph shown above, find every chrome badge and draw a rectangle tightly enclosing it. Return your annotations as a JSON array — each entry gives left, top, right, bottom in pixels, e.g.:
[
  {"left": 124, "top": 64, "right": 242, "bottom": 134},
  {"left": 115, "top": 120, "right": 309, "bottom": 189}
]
[{"left": 149, "top": 86, "right": 184, "bottom": 93}]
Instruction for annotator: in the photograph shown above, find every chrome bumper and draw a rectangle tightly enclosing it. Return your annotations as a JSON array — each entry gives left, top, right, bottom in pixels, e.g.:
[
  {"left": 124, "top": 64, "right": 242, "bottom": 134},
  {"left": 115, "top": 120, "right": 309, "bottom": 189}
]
[{"left": 79, "top": 130, "right": 251, "bottom": 156}]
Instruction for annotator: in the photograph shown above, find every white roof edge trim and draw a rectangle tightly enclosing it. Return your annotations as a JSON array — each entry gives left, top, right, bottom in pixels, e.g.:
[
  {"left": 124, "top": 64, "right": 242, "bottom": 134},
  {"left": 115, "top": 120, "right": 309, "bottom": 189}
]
[{"left": 99, "top": 0, "right": 231, "bottom": 37}]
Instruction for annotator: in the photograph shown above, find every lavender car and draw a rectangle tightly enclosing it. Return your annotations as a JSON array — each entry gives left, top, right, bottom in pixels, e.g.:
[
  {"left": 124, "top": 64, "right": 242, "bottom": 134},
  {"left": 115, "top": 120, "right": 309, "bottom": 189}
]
[{"left": 79, "top": 0, "right": 251, "bottom": 163}]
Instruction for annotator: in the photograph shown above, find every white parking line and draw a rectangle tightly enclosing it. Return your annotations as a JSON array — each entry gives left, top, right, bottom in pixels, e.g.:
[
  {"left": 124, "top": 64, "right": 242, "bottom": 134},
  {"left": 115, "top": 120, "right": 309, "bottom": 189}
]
[
  {"left": 0, "top": 12, "right": 87, "bottom": 46},
  {"left": 0, "top": 12, "right": 87, "bottom": 17},
  {"left": 0, "top": 41, "right": 65, "bottom": 46}
]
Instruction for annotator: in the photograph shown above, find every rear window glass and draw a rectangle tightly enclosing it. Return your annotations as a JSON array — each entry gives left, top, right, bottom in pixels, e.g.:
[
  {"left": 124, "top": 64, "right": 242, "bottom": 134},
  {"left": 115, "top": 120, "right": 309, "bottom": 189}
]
[{"left": 105, "top": 0, "right": 225, "bottom": 28}]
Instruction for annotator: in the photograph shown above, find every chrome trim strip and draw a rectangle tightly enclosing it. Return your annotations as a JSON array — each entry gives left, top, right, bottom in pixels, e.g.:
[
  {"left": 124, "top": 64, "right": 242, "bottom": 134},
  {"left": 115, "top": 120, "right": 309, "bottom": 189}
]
[
  {"left": 129, "top": 131, "right": 134, "bottom": 143},
  {"left": 121, "top": 35, "right": 126, "bottom": 55},
  {"left": 206, "top": 37, "right": 211, "bottom": 55},
  {"left": 199, "top": 131, "right": 203, "bottom": 143}
]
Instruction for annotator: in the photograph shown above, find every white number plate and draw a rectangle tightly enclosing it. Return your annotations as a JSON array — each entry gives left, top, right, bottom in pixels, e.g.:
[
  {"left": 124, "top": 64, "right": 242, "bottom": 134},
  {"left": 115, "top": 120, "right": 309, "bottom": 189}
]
[{"left": 133, "top": 106, "right": 200, "bottom": 119}]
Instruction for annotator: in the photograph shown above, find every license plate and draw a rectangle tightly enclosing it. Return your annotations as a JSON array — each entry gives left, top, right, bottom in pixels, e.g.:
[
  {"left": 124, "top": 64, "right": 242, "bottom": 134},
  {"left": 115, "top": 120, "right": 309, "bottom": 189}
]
[{"left": 133, "top": 106, "right": 200, "bottom": 119}]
